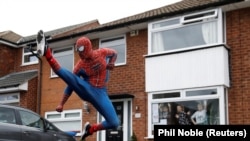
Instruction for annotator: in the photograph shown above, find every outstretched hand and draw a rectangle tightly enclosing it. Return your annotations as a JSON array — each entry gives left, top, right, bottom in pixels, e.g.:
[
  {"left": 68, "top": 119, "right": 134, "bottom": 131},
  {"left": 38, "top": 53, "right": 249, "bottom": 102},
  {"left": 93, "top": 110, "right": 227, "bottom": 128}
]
[{"left": 56, "top": 105, "right": 63, "bottom": 112}]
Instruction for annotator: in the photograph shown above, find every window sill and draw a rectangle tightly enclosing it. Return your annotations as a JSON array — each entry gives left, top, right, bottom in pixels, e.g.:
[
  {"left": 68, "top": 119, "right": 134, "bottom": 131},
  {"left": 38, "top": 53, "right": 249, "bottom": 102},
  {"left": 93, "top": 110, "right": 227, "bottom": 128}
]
[
  {"left": 144, "top": 43, "right": 228, "bottom": 58},
  {"left": 21, "top": 62, "right": 39, "bottom": 66}
]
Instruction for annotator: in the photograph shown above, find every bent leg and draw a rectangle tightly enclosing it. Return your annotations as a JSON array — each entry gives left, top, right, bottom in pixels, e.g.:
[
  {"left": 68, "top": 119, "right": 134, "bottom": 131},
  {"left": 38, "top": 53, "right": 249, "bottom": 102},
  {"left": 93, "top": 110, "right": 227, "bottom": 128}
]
[
  {"left": 55, "top": 68, "right": 93, "bottom": 101},
  {"left": 44, "top": 47, "right": 119, "bottom": 131},
  {"left": 44, "top": 48, "right": 93, "bottom": 101},
  {"left": 88, "top": 88, "right": 120, "bottom": 131}
]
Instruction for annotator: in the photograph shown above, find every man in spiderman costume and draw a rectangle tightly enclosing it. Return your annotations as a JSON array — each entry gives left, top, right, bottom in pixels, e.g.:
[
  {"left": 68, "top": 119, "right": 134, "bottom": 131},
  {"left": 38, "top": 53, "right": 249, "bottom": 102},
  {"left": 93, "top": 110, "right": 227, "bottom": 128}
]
[{"left": 36, "top": 30, "right": 119, "bottom": 141}]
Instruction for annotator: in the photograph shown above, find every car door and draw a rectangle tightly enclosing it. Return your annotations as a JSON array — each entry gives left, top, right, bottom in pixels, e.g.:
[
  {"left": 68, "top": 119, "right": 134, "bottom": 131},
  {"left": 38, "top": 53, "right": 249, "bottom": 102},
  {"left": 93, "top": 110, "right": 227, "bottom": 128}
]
[
  {"left": 21, "top": 125, "right": 54, "bottom": 141},
  {"left": 0, "top": 107, "right": 21, "bottom": 141},
  {"left": 18, "top": 110, "right": 54, "bottom": 141},
  {"left": 0, "top": 123, "right": 22, "bottom": 141}
]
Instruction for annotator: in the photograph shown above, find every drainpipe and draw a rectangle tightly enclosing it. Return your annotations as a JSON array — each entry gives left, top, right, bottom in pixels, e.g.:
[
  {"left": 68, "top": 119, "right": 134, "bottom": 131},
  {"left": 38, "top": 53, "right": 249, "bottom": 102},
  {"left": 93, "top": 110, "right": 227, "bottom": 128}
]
[
  {"left": 37, "top": 59, "right": 42, "bottom": 114},
  {"left": 29, "top": 46, "right": 42, "bottom": 114}
]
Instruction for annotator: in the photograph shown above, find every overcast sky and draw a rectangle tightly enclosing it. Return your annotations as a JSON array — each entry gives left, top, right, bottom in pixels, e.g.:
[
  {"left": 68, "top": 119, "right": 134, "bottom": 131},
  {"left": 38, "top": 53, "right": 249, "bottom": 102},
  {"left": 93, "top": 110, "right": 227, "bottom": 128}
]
[{"left": 0, "top": 0, "right": 181, "bottom": 36}]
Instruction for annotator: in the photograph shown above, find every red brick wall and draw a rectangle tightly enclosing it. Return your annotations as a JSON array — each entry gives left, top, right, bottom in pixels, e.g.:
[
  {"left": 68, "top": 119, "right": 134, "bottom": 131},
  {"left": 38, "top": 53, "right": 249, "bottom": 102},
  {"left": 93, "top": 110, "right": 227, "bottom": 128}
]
[
  {"left": 226, "top": 7, "right": 250, "bottom": 124},
  {"left": 0, "top": 45, "right": 16, "bottom": 76},
  {"left": 0, "top": 45, "right": 39, "bottom": 112},
  {"left": 14, "top": 48, "right": 39, "bottom": 113},
  {"left": 0, "top": 44, "right": 39, "bottom": 112},
  {"left": 20, "top": 77, "right": 38, "bottom": 112},
  {"left": 40, "top": 29, "right": 148, "bottom": 141},
  {"left": 108, "top": 30, "right": 148, "bottom": 140}
]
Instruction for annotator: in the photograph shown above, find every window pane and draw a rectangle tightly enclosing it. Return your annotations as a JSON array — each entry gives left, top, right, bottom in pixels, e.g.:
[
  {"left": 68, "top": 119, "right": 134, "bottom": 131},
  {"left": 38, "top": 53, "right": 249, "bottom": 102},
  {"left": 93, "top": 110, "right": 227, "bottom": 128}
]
[
  {"left": 0, "top": 96, "right": 5, "bottom": 101},
  {"left": 151, "top": 21, "right": 217, "bottom": 53},
  {"left": 184, "top": 11, "right": 216, "bottom": 21},
  {"left": 46, "top": 110, "right": 82, "bottom": 134},
  {"left": 153, "top": 92, "right": 180, "bottom": 99},
  {"left": 7, "top": 95, "right": 18, "bottom": 100},
  {"left": 47, "top": 114, "right": 61, "bottom": 119},
  {"left": 57, "top": 54, "right": 72, "bottom": 70},
  {"left": 65, "top": 112, "right": 80, "bottom": 118},
  {"left": 52, "top": 47, "right": 73, "bottom": 76},
  {"left": 19, "top": 110, "right": 43, "bottom": 129},
  {"left": 23, "top": 46, "right": 38, "bottom": 64},
  {"left": 113, "top": 44, "right": 125, "bottom": 64},
  {"left": 24, "top": 54, "right": 38, "bottom": 63},
  {"left": 151, "top": 99, "right": 220, "bottom": 133},
  {"left": 100, "top": 36, "right": 126, "bottom": 65},
  {"left": 52, "top": 120, "right": 81, "bottom": 132},
  {"left": 186, "top": 89, "right": 217, "bottom": 96},
  {"left": 152, "top": 19, "right": 179, "bottom": 28},
  {"left": 0, "top": 94, "right": 20, "bottom": 104},
  {"left": 24, "top": 46, "right": 37, "bottom": 53},
  {"left": 0, "top": 107, "right": 16, "bottom": 124}
]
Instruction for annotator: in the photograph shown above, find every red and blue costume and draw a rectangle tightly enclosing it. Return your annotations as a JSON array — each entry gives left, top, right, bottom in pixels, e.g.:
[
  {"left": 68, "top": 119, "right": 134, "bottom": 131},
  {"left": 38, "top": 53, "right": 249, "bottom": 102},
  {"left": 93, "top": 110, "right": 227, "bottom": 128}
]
[{"left": 45, "top": 36, "right": 119, "bottom": 137}]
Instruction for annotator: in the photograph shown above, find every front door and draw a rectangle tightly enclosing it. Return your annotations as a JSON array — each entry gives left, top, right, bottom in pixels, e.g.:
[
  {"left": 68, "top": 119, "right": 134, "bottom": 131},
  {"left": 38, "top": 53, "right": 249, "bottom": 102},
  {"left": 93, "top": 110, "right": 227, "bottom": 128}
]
[{"left": 106, "top": 101, "right": 123, "bottom": 141}]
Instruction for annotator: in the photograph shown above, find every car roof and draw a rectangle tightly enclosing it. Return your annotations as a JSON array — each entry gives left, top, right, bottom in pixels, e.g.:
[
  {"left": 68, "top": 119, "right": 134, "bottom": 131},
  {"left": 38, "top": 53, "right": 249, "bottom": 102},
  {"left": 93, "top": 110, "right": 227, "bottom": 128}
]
[{"left": 0, "top": 104, "right": 39, "bottom": 116}]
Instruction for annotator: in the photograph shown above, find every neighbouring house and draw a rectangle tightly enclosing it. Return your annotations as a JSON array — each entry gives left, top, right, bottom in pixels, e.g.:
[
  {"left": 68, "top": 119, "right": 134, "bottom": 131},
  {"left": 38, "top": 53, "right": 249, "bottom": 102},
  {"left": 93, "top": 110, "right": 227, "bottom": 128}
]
[
  {"left": 0, "top": 20, "right": 99, "bottom": 113},
  {"left": 1, "top": 0, "right": 250, "bottom": 141},
  {"left": 0, "top": 30, "right": 38, "bottom": 112}
]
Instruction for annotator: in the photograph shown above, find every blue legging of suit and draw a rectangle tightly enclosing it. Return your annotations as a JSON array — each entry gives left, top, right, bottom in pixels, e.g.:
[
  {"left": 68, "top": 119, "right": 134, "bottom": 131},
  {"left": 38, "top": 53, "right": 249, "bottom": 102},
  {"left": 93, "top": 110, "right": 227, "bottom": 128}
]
[{"left": 54, "top": 67, "right": 119, "bottom": 129}]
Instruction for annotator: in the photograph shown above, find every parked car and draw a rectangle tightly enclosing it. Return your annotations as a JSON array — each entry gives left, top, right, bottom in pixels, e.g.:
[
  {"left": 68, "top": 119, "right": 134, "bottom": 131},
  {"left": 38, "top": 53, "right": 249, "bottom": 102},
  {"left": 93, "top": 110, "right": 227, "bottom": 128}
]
[{"left": 0, "top": 104, "right": 76, "bottom": 141}]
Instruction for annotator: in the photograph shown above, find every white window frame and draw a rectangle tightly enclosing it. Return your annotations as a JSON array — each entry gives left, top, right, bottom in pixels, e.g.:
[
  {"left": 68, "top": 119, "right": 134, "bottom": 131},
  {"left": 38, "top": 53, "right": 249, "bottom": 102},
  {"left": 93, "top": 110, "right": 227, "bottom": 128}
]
[
  {"left": 22, "top": 46, "right": 39, "bottom": 65},
  {"left": 148, "top": 8, "right": 223, "bottom": 55},
  {"left": 51, "top": 46, "right": 74, "bottom": 78},
  {"left": 100, "top": 35, "right": 126, "bottom": 66},
  {"left": 147, "top": 86, "right": 227, "bottom": 138},
  {"left": 0, "top": 93, "right": 20, "bottom": 105},
  {"left": 45, "top": 109, "right": 82, "bottom": 136},
  {"left": 181, "top": 9, "right": 218, "bottom": 24}
]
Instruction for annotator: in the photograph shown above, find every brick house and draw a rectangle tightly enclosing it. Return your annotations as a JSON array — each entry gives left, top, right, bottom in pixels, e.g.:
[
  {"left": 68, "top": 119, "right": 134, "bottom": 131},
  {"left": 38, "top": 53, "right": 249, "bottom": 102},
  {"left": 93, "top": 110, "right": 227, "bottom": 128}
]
[
  {"left": 0, "top": 31, "right": 38, "bottom": 112},
  {"left": 1, "top": 0, "right": 250, "bottom": 141},
  {"left": 0, "top": 20, "right": 99, "bottom": 112}
]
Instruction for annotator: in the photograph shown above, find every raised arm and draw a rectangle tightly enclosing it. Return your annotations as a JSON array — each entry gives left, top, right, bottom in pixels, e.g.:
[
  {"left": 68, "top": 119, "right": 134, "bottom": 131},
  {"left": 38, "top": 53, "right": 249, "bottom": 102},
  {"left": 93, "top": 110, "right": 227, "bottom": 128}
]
[{"left": 101, "top": 48, "right": 117, "bottom": 70}]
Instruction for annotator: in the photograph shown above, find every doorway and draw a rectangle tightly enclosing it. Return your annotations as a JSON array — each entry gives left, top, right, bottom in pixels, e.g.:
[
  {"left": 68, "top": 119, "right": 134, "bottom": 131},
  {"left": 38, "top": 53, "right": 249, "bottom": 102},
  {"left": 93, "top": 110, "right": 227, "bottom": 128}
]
[
  {"left": 106, "top": 102, "right": 123, "bottom": 141},
  {"left": 98, "top": 99, "right": 132, "bottom": 141}
]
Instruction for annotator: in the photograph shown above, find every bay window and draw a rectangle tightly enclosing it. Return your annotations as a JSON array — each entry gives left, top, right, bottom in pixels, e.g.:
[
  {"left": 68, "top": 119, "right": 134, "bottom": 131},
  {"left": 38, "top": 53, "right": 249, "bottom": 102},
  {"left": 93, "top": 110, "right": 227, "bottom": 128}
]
[{"left": 148, "top": 86, "right": 227, "bottom": 137}]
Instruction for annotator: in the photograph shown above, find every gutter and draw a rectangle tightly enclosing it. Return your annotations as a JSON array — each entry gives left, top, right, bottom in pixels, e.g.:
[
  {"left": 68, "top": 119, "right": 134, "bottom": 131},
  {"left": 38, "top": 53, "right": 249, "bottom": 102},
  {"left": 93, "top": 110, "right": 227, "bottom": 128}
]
[{"left": 0, "top": 39, "right": 18, "bottom": 48}]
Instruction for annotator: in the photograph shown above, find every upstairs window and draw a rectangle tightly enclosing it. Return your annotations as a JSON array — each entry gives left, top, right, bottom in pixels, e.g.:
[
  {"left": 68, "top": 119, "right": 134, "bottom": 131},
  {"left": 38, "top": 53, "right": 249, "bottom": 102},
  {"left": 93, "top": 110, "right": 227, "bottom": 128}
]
[
  {"left": 22, "top": 46, "right": 38, "bottom": 65},
  {"left": 51, "top": 47, "right": 73, "bottom": 77},
  {"left": 148, "top": 9, "right": 223, "bottom": 54},
  {"left": 100, "top": 35, "right": 126, "bottom": 66}
]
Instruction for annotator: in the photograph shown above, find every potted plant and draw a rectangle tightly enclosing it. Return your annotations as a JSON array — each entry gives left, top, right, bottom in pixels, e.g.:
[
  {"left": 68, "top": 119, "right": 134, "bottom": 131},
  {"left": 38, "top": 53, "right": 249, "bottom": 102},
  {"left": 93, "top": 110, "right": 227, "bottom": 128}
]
[{"left": 130, "top": 132, "right": 137, "bottom": 141}]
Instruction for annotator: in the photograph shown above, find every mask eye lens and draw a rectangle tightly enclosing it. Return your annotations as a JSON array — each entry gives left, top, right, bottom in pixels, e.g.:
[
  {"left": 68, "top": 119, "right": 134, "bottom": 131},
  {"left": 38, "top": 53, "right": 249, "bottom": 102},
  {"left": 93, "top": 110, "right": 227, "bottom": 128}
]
[{"left": 76, "top": 46, "right": 84, "bottom": 52}]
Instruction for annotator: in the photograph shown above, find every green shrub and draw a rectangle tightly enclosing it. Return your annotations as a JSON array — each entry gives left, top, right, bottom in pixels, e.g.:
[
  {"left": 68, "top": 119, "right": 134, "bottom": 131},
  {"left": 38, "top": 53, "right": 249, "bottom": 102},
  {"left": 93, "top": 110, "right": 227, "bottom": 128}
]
[{"left": 130, "top": 132, "right": 137, "bottom": 141}]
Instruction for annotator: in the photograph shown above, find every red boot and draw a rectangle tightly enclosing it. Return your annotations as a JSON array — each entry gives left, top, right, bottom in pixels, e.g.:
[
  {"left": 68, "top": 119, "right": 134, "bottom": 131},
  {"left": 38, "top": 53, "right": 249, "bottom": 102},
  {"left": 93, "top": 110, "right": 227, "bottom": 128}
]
[{"left": 45, "top": 48, "right": 61, "bottom": 72}]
